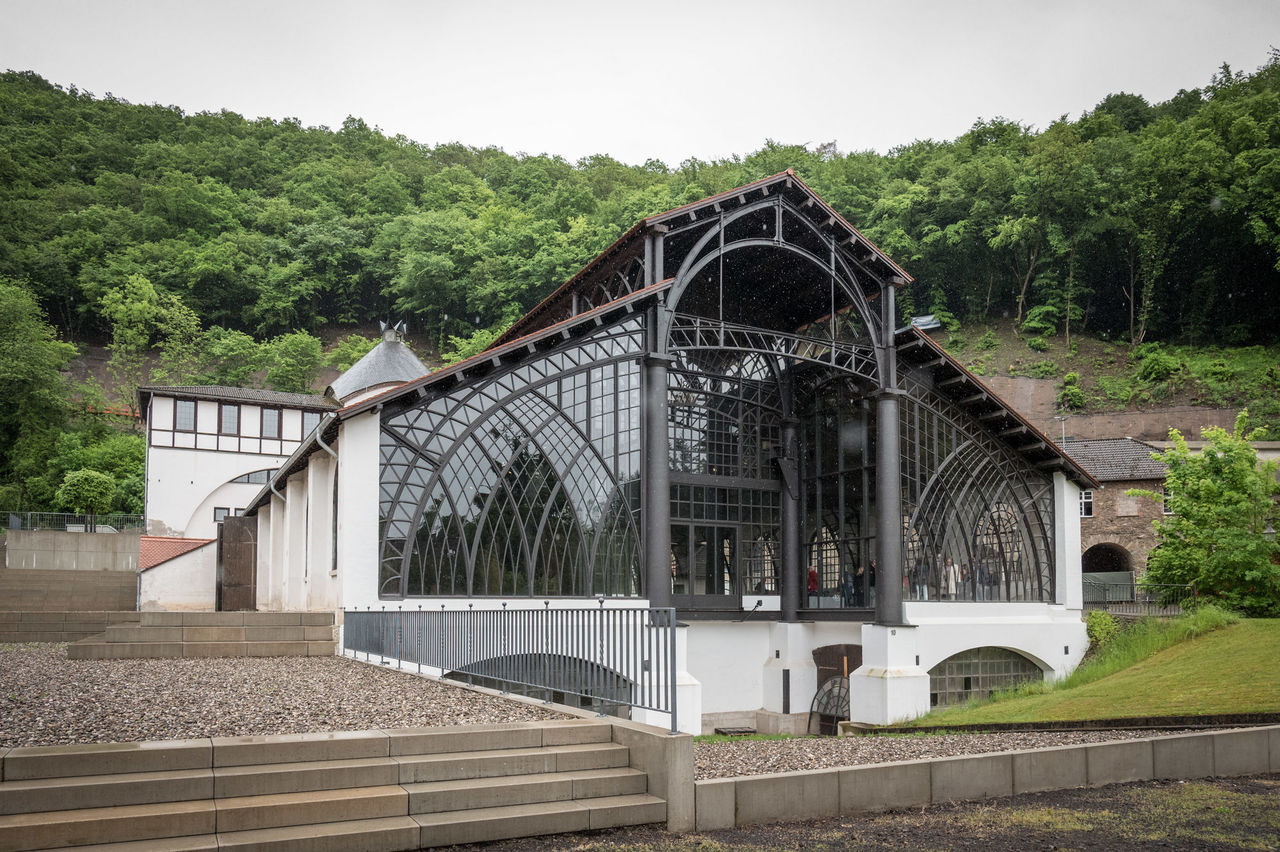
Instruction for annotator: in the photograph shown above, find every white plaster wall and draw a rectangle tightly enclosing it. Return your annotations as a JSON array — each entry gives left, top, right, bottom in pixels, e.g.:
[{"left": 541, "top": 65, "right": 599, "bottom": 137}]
[
  {"left": 144, "top": 445, "right": 289, "bottom": 538},
  {"left": 305, "top": 452, "right": 341, "bottom": 611},
  {"left": 1055, "top": 472, "right": 1084, "bottom": 611},
  {"left": 903, "top": 602, "right": 1088, "bottom": 678},
  {"left": 336, "top": 411, "right": 383, "bottom": 610},
  {"left": 683, "top": 621, "right": 772, "bottom": 716},
  {"left": 139, "top": 544, "right": 216, "bottom": 611},
  {"left": 256, "top": 504, "right": 274, "bottom": 610}
]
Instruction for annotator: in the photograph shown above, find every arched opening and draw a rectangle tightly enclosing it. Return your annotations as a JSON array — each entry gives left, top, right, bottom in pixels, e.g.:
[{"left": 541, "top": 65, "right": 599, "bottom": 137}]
[
  {"left": 1082, "top": 543, "right": 1132, "bottom": 574},
  {"left": 928, "top": 647, "right": 1043, "bottom": 707}
]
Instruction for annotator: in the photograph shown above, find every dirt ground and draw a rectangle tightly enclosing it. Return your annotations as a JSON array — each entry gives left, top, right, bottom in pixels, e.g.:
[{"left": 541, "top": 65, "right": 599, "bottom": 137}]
[{"left": 469, "top": 775, "right": 1280, "bottom": 851}]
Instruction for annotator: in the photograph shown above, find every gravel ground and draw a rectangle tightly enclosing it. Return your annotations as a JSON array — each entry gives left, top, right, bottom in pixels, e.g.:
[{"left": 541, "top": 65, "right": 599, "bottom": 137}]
[
  {"left": 0, "top": 643, "right": 1204, "bottom": 778},
  {"left": 694, "top": 729, "right": 1194, "bottom": 780},
  {"left": 0, "top": 643, "right": 567, "bottom": 748}
]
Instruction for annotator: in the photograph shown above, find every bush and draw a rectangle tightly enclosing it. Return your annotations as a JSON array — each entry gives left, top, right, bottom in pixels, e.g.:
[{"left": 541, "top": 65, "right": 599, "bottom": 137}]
[
  {"left": 1010, "top": 359, "right": 1058, "bottom": 379},
  {"left": 975, "top": 330, "right": 999, "bottom": 351},
  {"left": 1086, "top": 610, "right": 1120, "bottom": 649},
  {"left": 1059, "top": 384, "right": 1087, "bottom": 410},
  {"left": 1022, "top": 304, "right": 1059, "bottom": 336},
  {"left": 1026, "top": 336, "right": 1049, "bottom": 352}
]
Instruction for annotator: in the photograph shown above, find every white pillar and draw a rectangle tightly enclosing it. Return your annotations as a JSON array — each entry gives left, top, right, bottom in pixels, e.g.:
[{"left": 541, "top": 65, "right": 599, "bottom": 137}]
[
  {"left": 634, "top": 624, "right": 702, "bottom": 735},
  {"left": 848, "top": 623, "right": 930, "bottom": 725},
  {"left": 1054, "top": 472, "right": 1083, "bottom": 611},
  {"left": 760, "top": 622, "right": 818, "bottom": 730},
  {"left": 337, "top": 411, "right": 382, "bottom": 609}
]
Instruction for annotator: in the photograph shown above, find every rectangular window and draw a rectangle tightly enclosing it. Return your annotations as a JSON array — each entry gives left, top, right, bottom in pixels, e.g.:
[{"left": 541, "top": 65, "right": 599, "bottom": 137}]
[
  {"left": 261, "top": 407, "right": 281, "bottom": 439},
  {"left": 302, "top": 411, "right": 321, "bottom": 437},
  {"left": 174, "top": 399, "right": 196, "bottom": 432},
  {"left": 213, "top": 507, "right": 230, "bottom": 524},
  {"left": 1160, "top": 486, "right": 1173, "bottom": 515},
  {"left": 219, "top": 404, "right": 240, "bottom": 436},
  {"left": 1079, "top": 490, "right": 1094, "bottom": 518}
]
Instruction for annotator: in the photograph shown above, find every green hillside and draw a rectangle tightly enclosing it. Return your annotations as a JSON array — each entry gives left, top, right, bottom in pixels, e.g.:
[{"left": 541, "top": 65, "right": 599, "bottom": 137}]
[{"left": 917, "top": 618, "right": 1280, "bottom": 725}]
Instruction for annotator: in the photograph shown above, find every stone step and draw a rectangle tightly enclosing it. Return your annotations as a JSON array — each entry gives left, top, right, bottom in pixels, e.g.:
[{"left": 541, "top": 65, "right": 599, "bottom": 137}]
[
  {"left": 214, "top": 785, "right": 407, "bottom": 833},
  {"left": 213, "top": 757, "right": 400, "bottom": 799},
  {"left": 413, "top": 794, "right": 666, "bottom": 848},
  {"left": 27, "top": 836, "right": 218, "bottom": 851},
  {"left": 0, "top": 800, "right": 215, "bottom": 851},
  {"left": 138, "top": 612, "right": 334, "bottom": 627},
  {"left": 406, "top": 766, "right": 647, "bottom": 814},
  {"left": 0, "top": 769, "right": 212, "bottom": 816},
  {"left": 214, "top": 816, "right": 420, "bottom": 852},
  {"left": 66, "top": 639, "right": 337, "bottom": 660},
  {"left": 395, "top": 742, "right": 631, "bottom": 783}
]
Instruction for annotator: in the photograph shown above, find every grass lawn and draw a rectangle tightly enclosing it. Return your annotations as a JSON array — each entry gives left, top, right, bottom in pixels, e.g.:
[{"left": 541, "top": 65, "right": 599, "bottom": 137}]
[{"left": 917, "top": 618, "right": 1280, "bottom": 725}]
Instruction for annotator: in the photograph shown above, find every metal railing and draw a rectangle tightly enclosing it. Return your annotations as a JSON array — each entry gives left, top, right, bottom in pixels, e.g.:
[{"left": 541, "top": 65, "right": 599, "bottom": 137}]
[
  {"left": 1083, "top": 578, "right": 1196, "bottom": 617},
  {"left": 3, "top": 511, "right": 145, "bottom": 533},
  {"left": 343, "top": 605, "right": 680, "bottom": 733}
]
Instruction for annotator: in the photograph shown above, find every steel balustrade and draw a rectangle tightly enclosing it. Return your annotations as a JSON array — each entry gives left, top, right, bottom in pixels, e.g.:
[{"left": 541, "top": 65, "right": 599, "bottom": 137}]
[{"left": 342, "top": 605, "right": 680, "bottom": 734}]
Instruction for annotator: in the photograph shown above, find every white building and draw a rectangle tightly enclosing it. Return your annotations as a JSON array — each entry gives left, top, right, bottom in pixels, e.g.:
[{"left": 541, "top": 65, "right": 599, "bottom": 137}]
[{"left": 145, "top": 174, "right": 1098, "bottom": 733}]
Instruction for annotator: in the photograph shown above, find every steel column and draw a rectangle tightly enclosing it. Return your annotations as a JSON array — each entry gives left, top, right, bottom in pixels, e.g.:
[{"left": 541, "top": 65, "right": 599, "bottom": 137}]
[
  {"left": 643, "top": 349, "right": 674, "bottom": 608},
  {"left": 779, "top": 416, "right": 802, "bottom": 622},
  {"left": 875, "top": 280, "right": 905, "bottom": 626}
]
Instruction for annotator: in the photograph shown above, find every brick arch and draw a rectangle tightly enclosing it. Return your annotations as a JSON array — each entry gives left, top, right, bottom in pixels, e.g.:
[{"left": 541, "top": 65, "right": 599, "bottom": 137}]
[{"left": 1082, "top": 542, "right": 1132, "bottom": 573}]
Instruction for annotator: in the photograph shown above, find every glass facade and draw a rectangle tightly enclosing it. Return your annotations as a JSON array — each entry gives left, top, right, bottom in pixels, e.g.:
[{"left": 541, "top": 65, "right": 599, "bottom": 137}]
[
  {"left": 378, "top": 318, "right": 644, "bottom": 598},
  {"left": 374, "top": 178, "right": 1064, "bottom": 611}
]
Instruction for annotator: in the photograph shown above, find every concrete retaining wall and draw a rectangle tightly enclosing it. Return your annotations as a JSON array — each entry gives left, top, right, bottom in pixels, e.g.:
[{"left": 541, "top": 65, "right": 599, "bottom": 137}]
[
  {"left": 693, "top": 726, "right": 1280, "bottom": 830},
  {"left": 5, "top": 530, "right": 140, "bottom": 572}
]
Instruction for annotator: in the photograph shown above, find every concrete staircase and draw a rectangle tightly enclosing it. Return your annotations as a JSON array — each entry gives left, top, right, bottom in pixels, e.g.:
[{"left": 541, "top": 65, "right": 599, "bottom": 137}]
[
  {"left": 0, "top": 568, "right": 136, "bottom": 613},
  {"left": 68, "top": 611, "right": 338, "bottom": 659},
  {"left": 0, "top": 720, "right": 667, "bottom": 851}
]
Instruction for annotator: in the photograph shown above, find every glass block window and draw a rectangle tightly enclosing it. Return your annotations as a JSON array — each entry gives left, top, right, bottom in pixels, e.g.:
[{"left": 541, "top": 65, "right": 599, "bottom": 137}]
[
  {"left": 929, "top": 647, "right": 1042, "bottom": 707},
  {"left": 174, "top": 399, "right": 196, "bottom": 432},
  {"left": 219, "top": 404, "right": 239, "bottom": 436}
]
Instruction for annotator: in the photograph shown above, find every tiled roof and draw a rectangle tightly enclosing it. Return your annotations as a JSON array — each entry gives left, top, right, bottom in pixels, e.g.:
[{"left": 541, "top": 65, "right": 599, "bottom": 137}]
[
  {"left": 139, "top": 536, "right": 215, "bottom": 571},
  {"left": 139, "top": 386, "right": 338, "bottom": 410},
  {"left": 1060, "top": 438, "right": 1167, "bottom": 482}
]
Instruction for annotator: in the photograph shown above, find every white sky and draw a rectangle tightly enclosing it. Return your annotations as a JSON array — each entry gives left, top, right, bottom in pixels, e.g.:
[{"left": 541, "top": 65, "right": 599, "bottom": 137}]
[{"left": 2, "top": 0, "right": 1276, "bottom": 165}]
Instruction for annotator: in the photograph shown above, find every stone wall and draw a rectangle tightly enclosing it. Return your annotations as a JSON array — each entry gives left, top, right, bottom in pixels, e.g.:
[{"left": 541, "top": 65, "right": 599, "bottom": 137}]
[{"left": 1080, "top": 477, "right": 1164, "bottom": 575}]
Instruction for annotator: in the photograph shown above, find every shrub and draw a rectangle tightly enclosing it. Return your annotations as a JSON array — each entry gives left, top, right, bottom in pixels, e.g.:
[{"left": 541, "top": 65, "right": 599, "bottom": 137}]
[
  {"left": 1137, "top": 351, "right": 1179, "bottom": 382},
  {"left": 945, "top": 332, "right": 967, "bottom": 352},
  {"left": 1086, "top": 610, "right": 1120, "bottom": 650},
  {"left": 975, "top": 330, "right": 999, "bottom": 351},
  {"left": 1022, "top": 304, "right": 1059, "bottom": 336},
  {"left": 1027, "top": 336, "right": 1049, "bottom": 352},
  {"left": 1011, "top": 359, "right": 1058, "bottom": 379},
  {"left": 1059, "top": 385, "right": 1087, "bottom": 410}
]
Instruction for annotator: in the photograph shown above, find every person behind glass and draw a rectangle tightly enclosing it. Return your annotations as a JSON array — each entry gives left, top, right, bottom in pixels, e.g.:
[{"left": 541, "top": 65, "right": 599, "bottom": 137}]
[
  {"left": 807, "top": 566, "right": 819, "bottom": 605},
  {"left": 868, "top": 559, "right": 877, "bottom": 607},
  {"left": 942, "top": 556, "right": 960, "bottom": 600},
  {"left": 911, "top": 558, "right": 928, "bottom": 600},
  {"left": 976, "top": 559, "right": 989, "bottom": 601}
]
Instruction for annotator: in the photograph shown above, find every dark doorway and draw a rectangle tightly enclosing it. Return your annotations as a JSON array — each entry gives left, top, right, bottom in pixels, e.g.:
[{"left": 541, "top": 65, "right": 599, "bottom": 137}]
[{"left": 1083, "top": 543, "right": 1131, "bottom": 573}]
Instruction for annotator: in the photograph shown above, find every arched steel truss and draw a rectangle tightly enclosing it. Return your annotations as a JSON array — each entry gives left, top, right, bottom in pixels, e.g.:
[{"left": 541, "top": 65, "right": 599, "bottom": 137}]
[{"left": 659, "top": 194, "right": 888, "bottom": 372}]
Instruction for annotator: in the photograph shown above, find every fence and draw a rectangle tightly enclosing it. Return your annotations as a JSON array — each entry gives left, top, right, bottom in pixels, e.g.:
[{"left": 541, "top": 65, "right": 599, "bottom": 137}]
[
  {"left": 343, "top": 605, "right": 680, "bottom": 733},
  {"left": 1082, "top": 578, "right": 1196, "bottom": 617},
  {"left": 4, "top": 511, "right": 145, "bottom": 533}
]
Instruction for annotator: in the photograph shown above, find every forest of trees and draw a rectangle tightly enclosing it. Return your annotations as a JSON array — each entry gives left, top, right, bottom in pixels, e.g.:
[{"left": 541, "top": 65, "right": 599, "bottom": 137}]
[{"left": 2, "top": 54, "right": 1279, "bottom": 512}]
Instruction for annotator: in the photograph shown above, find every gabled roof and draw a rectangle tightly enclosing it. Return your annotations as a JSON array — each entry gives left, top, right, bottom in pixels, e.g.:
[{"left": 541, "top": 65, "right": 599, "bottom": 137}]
[
  {"left": 139, "top": 385, "right": 337, "bottom": 418},
  {"left": 1060, "top": 438, "right": 1166, "bottom": 482},
  {"left": 326, "top": 338, "right": 429, "bottom": 403},
  {"left": 140, "top": 535, "right": 214, "bottom": 571},
  {"left": 895, "top": 328, "right": 1100, "bottom": 489},
  {"left": 494, "top": 169, "right": 912, "bottom": 347}
]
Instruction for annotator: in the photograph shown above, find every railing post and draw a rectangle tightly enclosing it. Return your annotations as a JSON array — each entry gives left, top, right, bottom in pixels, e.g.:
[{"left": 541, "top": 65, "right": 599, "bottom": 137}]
[{"left": 667, "top": 607, "right": 678, "bottom": 735}]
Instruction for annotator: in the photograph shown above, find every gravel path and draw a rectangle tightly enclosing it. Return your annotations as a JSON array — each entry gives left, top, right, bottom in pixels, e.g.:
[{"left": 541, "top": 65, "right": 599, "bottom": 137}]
[
  {"left": 694, "top": 729, "right": 1192, "bottom": 780},
  {"left": 0, "top": 643, "right": 567, "bottom": 748}
]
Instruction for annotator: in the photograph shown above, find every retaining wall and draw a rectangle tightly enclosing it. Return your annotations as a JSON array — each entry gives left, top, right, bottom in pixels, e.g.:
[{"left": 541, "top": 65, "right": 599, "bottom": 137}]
[
  {"left": 693, "top": 726, "right": 1280, "bottom": 830},
  {"left": 5, "top": 530, "right": 140, "bottom": 572}
]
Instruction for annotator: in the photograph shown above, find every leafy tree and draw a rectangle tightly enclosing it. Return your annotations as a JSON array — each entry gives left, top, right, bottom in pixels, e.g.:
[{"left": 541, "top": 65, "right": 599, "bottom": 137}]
[
  {"left": 55, "top": 468, "right": 116, "bottom": 515},
  {"left": 324, "top": 333, "right": 378, "bottom": 371},
  {"left": 263, "top": 331, "right": 322, "bottom": 393},
  {"left": 0, "top": 281, "right": 76, "bottom": 499},
  {"left": 1130, "top": 412, "right": 1280, "bottom": 616},
  {"left": 196, "top": 326, "right": 262, "bottom": 386}
]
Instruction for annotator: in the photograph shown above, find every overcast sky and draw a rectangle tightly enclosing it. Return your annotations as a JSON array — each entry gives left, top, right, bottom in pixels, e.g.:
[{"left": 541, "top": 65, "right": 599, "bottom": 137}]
[{"left": 3, "top": 0, "right": 1276, "bottom": 165}]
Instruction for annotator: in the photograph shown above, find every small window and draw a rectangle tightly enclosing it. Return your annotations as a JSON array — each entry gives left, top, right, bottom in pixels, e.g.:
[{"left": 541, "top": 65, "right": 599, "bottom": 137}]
[
  {"left": 219, "top": 404, "right": 240, "bottom": 436},
  {"left": 1079, "top": 490, "right": 1094, "bottom": 518},
  {"left": 232, "top": 468, "right": 276, "bottom": 485},
  {"left": 1160, "top": 486, "right": 1173, "bottom": 515},
  {"left": 232, "top": 508, "right": 243, "bottom": 516},
  {"left": 261, "top": 407, "right": 281, "bottom": 439},
  {"left": 213, "top": 507, "right": 230, "bottom": 524},
  {"left": 302, "top": 411, "right": 321, "bottom": 437},
  {"left": 174, "top": 399, "right": 196, "bottom": 432}
]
